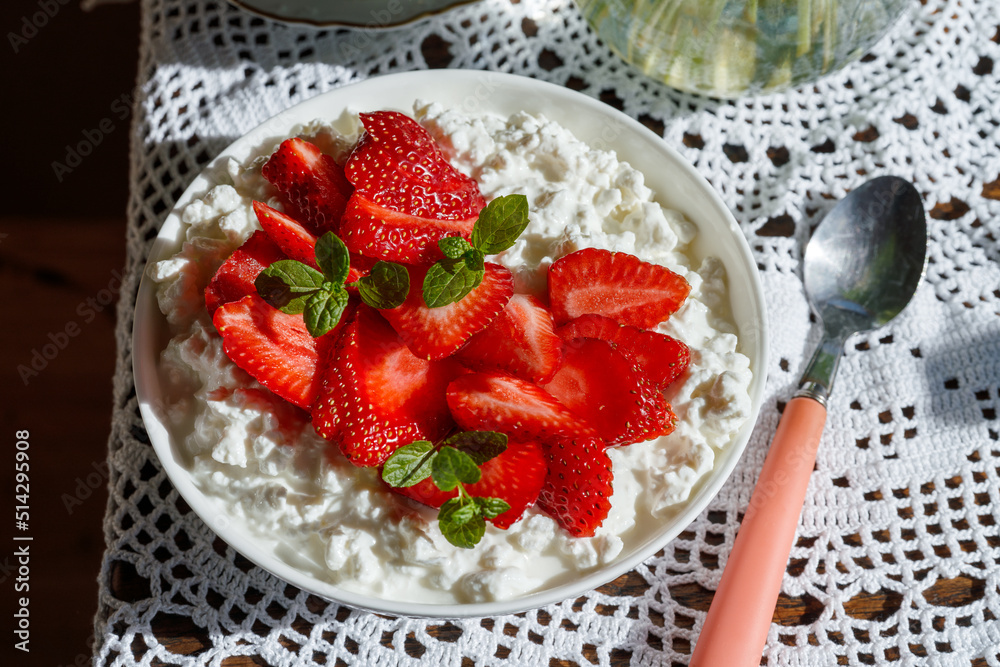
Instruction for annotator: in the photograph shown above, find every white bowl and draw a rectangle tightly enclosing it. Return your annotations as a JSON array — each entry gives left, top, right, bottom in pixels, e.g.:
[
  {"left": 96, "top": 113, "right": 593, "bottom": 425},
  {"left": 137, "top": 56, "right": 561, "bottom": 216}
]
[{"left": 133, "top": 70, "right": 768, "bottom": 618}]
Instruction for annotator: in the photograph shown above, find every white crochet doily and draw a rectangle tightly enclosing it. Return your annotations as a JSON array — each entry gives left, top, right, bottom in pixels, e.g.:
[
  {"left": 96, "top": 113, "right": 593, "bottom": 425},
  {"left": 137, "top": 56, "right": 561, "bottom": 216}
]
[{"left": 95, "top": 0, "right": 1000, "bottom": 664}]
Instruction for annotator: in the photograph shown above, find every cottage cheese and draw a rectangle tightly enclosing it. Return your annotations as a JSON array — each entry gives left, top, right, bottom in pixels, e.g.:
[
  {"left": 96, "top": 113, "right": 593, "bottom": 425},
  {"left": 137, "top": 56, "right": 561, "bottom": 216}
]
[{"left": 150, "top": 104, "right": 753, "bottom": 604}]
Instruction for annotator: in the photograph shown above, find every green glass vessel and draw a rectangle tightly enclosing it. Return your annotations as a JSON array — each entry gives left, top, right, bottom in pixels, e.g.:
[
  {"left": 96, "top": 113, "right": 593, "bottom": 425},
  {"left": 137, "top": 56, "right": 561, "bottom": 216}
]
[{"left": 575, "top": 0, "right": 909, "bottom": 98}]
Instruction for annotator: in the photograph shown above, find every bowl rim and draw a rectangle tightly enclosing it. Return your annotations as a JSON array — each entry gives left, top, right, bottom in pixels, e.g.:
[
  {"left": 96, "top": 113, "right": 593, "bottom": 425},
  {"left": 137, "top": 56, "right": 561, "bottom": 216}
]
[
  {"left": 226, "top": 0, "right": 474, "bottom": 29},
  {"left": 132, "top": 69, "right": 769, "bottom": 618}
]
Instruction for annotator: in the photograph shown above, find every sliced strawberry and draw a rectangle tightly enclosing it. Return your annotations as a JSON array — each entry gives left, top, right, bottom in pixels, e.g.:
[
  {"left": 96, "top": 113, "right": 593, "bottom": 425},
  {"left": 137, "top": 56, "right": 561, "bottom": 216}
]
[
  {"left": 537, "top": 433, "right": 613, "bottom": 537},
  {"left": 261, "top": 137, "right": 352, "bottom": 234},
  {"left": 346, "top": 111, "right": 484, "bottom": 219},
  {"left": 341, "top": 110, "right": 485, "bottom": 264},
  {"left": 556, "top": 314, "right": 690, "bottom": 389},
  {"left": 543, "top": 337, "right": 675, "bottom": 446},
  {"left": 547, "top": 248, "right": 691, "bottom": 328},
  {"left": 446, "top": 371, "right": 589, "bottom": 443},
  {"left": 392, "top": 440, "right": 547, "bottom": 529},
  {"left": 346, "top": 252, "right": 378, "bottom": 286},
  {"left": 212, "top": 294, "right": 322, "bottom": 410},
  {"left": 456, "top": 294, "right": 564, "bottom": 384},
  {"left": 340, "top": 194, "right": 478, "bottom": 265},
  {"left": 205, "top": 231, "right": 287, "bottom": 315},
  {"left": 312, "top": 305, "right": 462, "bottom": 467},
  {"left": 253, "top": 200, "right": 318, "bottom": 267},
  {"left": 380, "top": 262, "right": 514, "bottom": 360}
]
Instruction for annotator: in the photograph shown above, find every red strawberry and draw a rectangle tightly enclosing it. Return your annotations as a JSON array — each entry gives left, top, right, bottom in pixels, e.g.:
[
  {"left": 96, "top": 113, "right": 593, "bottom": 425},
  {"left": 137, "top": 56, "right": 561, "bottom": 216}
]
[
  {"left": 380, "top": 262, "right": 514, "bottom": 360},
  {"left": 446, "top": 371, "right": 590, "bottom": 443},
  {"left": 212, "top": 294, "right": 323, "bottom": 410},
  {"left": 261, "top": 137, "right": 352, "bottom": 234},
  {"left": 543, "top": 337, "right": 675, "bottom": 446},
  {"left": 340, "top": 194, "right": 479, "bottom": 265},
  {"left": 205, "top": 231, "right": 287, "bottom": 315},
  {"left": 341, "top": 110, "right": 486, "bottom": 264},
  {"left": 312, "top": 305, "right": 462, "bottom": 467},
  {"left": 346, "top": 111, "right": 483, "bottom": 217},
  {"left": 537, "top": 433, "right": 613, "bottom": 537},
  {"left": 346, "top": 251, "right": 378, "bottom": 286},
  {"left": 253, "top": 200, "right": 318, "bottom": 267},
  {"left": 547, "top": 248, "right": 691, "bottom": 328},
  {"left": 456, "top": 294, "right": 564, "bottom": 384},
  {"left": 392, "top": 440, "right": 547, "bottom": 529},
  {"left": 556, "top": 314, "right": 690, "bottom": 389}
]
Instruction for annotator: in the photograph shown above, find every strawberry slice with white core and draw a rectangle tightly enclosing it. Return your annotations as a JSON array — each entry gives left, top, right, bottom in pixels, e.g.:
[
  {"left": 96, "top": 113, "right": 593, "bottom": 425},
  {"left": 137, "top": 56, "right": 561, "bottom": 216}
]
[
  {"left": 547, "top": 247, "right": 691, "bottom": 329},
  {"left": 555, "top": 313, "right": 691, "bottom": 389},
  {"left": 456, "top": 293, "right": 564, "bottom": 384},
  {"left": 212, "top": 294, "right": 322, "bottom": 411},
  {"left": 537, "top": 433, "right": 614, "bottom": 538},
  {"left": 205, "top": 230, "right": 287, "bottom": 315},
  {"left": 544, "top": 337, "right": 675, "bottom": 446},
  {"left": 380, "top": 262, "right": 514, "bottom": 360},
  {"left": 341, "top": 110, "right": 486, "bottom": 264},
  {"left": 252, "top": 200, "right": 318, "bottom": 267},
  {"left": 391, "top": 440, "right": 548, "bottom": 529},
  {"left": 261, "top": 137, "right": 352, "bottom": 234},
  {"left": 446, "top": 371, "right": 590, "bottom": 443},
  {"left": 312, "top": 305, "right": 462, "bottom": 467}
]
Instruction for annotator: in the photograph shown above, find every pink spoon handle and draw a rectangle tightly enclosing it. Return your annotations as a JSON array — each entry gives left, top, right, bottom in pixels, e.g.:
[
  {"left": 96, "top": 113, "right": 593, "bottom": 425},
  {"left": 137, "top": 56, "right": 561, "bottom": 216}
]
[{"left": 690, "top": 396, "right": 827, "bottom": 666}]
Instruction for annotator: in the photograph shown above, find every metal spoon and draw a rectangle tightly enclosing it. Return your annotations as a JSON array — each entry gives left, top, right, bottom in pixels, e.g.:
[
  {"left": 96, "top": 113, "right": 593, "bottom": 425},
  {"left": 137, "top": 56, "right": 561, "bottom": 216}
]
[{"left": 690, "top": 176, "right": 927, "bottom": 666}]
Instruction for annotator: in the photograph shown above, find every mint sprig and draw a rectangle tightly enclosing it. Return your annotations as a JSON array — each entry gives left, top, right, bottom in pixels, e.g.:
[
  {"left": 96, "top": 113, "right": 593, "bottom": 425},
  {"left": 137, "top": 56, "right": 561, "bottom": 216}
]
[
  {"left": 422, "top": 194, "right": 529, "bottom": 309},
  {"left": 471, "top": 194, "right": 530, "bottom": 254},
  {"left": 381, "top": 431, "right": 511, "bottom": 549},
  {"left": 255, "top": 232, "right": 409, "bottom": 337}
]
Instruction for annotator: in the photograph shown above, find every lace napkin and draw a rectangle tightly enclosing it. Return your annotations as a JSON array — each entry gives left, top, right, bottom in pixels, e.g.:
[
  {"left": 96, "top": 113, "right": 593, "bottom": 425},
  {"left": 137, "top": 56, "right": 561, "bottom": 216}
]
[{"left": 94, "top": 0, "right": 1000, "bottom": 664}]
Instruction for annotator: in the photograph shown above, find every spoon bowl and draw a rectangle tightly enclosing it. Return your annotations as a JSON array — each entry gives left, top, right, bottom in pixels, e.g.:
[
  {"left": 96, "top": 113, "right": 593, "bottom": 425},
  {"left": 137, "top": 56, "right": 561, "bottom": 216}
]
[
  {"left": 691, "top": 175, "right": 927, "bottom": 665},
  {"left": 806, "top": 176, "right": 926, "bottom": 329},
  {"left": 799, "top": 176, "right": 927, "bottom": 403}
]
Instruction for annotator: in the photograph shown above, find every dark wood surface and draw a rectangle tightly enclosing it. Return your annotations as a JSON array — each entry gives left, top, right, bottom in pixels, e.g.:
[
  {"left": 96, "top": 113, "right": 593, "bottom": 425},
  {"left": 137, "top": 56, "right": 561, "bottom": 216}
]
[
  {"left": 2, "top": 0, "right": 138, "bottom": 663},
  {"left": 1, "top": 217, "right": 125, "bottom": 667}
]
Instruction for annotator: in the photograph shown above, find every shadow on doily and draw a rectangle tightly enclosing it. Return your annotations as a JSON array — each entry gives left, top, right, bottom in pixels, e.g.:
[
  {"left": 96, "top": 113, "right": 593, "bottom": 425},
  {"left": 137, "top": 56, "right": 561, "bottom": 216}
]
[{"left": 919, "top": 324, "right": 1000, "bottom": 432}]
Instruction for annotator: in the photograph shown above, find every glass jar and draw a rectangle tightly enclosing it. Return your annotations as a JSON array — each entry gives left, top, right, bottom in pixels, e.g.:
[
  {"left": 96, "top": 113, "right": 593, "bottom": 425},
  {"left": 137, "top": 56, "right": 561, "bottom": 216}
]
[{"left": 574, "top": 0, "right": 910, "bottom": 98}]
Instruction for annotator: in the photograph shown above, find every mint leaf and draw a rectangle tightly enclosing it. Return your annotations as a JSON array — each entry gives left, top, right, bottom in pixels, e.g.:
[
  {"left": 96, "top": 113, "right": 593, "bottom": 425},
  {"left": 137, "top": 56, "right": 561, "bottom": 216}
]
[
  {"left": 357, "top": 261, "right": 410, "bottom": 309},
  {"left": 303, "top": 285, "right": 349, "bottom": 337},
  {"left": 471, "top": 194, "right": 529, "bottom": 255},
  {"left": 422, "top": 257, "right": 485, "bottom": 308},
  {"left": 438, "top": 498, "right": 486, "bottom": 549},
  {"left": 315, "top": 232, "right": 351, "bottom": 285},
  {"left": 463, "top": 248, "right": 485, "bottom": 273},
  {"left": 446, "top": 431, "right": 507, "bottom": 466},
  {"left": 474, "top": 496, "right": 511, "bottom": 520},
  {"left": 255, "top": 260, "right": 325, "bottom": 313},
  {"left": 381, "top": 441, "right": 436, "bottom": 487},
  {"left": 432, "top": 446, "right": 481, "bottom": 491},
  {"left": 439, "top": 236, "right": 473, "bottom": 260}
]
